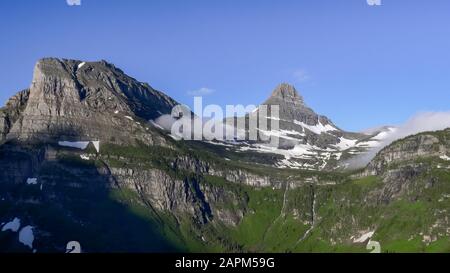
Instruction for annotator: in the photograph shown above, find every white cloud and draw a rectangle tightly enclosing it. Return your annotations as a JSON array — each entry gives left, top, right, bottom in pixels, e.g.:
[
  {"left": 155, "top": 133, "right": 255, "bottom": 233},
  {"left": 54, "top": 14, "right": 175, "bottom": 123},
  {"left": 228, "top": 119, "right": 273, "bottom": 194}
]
[
  {"left": 293, "top": 69, "right": 310, "bottom": 83},
  {"left": 385, "top": 112, "right": 450, "bottom": 141},
  {"left": 153, "top": 114, "right": 242, "bottom": 141},
  {"left": 187, "top": 87, "right": 215, "bottom": 96},
  {"left": 347, "top": 111, "right": 450, "bottom": 169}
]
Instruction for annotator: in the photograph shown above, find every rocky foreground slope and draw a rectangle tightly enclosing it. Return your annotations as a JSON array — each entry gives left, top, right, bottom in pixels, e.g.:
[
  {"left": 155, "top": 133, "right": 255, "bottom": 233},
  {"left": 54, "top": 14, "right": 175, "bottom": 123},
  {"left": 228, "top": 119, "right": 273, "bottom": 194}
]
[{"left": 0, "top": 59, "right": 449, "bottom": 253}]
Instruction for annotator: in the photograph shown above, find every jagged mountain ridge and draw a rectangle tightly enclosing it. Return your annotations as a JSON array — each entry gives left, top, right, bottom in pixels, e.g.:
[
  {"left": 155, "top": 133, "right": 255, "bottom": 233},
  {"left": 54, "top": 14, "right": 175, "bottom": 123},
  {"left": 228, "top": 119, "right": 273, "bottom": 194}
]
[
  {"left": 0, "top": 89, "right": 30, "bottom": 141},
  {"left": 263, "top": 83, "right": 337, "bottom": 131},
  {"left": 1, "top": 58, "right": 177, "bottom": 146},
  {"left": 258, "top": 83, "right": 365, "bottom": 145},
  {"left": 219, "top": 83, "right": 388, "bottom": 170}
]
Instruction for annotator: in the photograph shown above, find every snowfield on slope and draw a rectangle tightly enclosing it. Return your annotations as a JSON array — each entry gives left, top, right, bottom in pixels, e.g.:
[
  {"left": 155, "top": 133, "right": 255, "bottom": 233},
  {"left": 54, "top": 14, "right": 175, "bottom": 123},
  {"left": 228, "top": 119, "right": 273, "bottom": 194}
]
[
  {"left": 353, "top": 231, "right": 375, "bottom": 243},
  {"left": 77, "top": 62, "right": 86, "bottom": 69},
  {"left": 1, "top": 217, "right": 21, "bottom": 232},
  {"left": 58, "top": 141, "right": 100, "bottom": 152},
  {"left": 293, "top": 120, "right": 337, "bottom": 135},
  {"left": 19, "top": 226, "right": 35, "bottom": 249},
  {"left": 26, "top": 178, "right": 38, "bottom": 185}
]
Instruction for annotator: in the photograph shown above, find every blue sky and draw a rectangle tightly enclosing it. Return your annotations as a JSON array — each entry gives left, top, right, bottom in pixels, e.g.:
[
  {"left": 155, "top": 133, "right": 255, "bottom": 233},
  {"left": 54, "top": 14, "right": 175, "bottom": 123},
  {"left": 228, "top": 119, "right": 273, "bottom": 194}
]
[{"left": 0, "top": 0, "right": 449, "bottom": 131}]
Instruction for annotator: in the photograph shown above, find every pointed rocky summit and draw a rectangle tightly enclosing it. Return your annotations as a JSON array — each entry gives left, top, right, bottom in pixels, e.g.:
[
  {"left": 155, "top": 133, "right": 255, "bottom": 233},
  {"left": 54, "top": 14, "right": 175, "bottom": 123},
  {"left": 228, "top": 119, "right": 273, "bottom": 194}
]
[
  {"left": 266, "top": 83, "right": 304, "bottom": 105},
  {"left": 2, "top": 58, "right": 179, "bottom": 145}
]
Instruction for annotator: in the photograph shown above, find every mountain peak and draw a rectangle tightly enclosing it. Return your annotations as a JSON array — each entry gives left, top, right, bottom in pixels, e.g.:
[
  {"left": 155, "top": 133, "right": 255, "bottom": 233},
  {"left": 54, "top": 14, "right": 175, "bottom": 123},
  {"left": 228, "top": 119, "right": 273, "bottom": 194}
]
[
  {"left": 5, "top": 57, "right": 178, "bottom": 143},
  {"left": 269, "top": 83, "right": 304, "bottom": 104},
  {"left": 34, "top": 58, "right": 123, "bottom": 79}
]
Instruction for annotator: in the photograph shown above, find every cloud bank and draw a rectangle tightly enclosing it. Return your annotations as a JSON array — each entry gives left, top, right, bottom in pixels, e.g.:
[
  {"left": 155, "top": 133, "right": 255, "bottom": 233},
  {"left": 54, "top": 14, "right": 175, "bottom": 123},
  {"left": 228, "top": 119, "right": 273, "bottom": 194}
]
[
  {"left": 346, "top": 111, "right": 450, "bottom": 169},
  {"left": 153, "top": 114, "right": 243, "bottom": 141}
]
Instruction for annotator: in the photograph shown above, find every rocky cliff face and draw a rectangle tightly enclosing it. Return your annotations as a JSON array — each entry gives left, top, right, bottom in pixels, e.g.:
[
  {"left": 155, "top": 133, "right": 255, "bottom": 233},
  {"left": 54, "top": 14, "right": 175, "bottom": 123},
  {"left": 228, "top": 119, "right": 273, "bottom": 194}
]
[
  {"left": 361, "top": 129, "right": 450, "bottom": 203},
  {"left": 171, "top": 155, "right": 286, "bottom": 188},
  {"left": 6, "top": 58, "right": 177, "bottom": 145},
  {"left": 367, "top": 130, "right": 450, "bottom": 176},
  {"left": 109, "top": 164, "right": 249, "bottom": 227},
  {"left": 0, "top": 59, "right": 277, "bottom": 252},
  {"left": 0, "top": 89, "right": 30, "bottom": 142},
  {"left": 263, "top": 83, "right": 335, "bottom": 130},
  {"left": 0, "top": 112, "right": 7, "bottom": 142}
]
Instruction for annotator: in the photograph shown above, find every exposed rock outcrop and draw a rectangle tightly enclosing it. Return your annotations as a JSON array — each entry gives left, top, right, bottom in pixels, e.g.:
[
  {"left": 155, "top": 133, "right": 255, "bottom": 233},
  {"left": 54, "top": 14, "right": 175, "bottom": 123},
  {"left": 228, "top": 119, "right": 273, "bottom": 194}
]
[
  {"left": 0, "top": 89, "right": 30, "bottom": 142},
  {"left": 6, "top": 58, "right": 177, "bottom": 145},
  {"left": 366, "top": 131, "right": 449, "bottom": 176},
  {"left": 362, "top": 129, "right": 450, "bottom": 203}
]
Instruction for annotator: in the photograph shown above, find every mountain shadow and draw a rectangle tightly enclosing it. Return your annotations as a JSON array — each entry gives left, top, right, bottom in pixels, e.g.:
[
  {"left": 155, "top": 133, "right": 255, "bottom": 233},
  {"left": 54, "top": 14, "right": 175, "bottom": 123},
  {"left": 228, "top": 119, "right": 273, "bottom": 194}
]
[{"left": 0, "top": 139, "right": 181, "bottom": 253}]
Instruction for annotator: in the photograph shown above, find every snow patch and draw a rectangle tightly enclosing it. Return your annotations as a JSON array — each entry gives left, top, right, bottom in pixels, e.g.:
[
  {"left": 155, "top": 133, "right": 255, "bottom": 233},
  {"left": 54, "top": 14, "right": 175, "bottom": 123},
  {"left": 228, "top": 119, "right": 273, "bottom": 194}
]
[
  {"left": 18, "top": 226, "right": 34, "bottom": 249},
  {"left": 150, "top": 120, "right": 164, "bottom": 130},
  {"left": 58, "top": 141, "right": 100, "bottom": 153},
  {"left": 58, "top": 141, "right": 89, "bottom": 150},
  {"left": 240, "top": 143, "right": 317, "bottom": 159},
  {"left": 169, "top": 134, "right": 182, "bottom": 140},
  {"left": 2, "top": 217, "right": 21, "bottom": 232},
  {"left": 77, "top": 62, "right": 86, "bottom": 69},
  {"left": 26, "top": 178, "right": 38, "bottom": 185},
  {"left": 91, "top": 141, "right": 100, "bottom": 152},
  {"left": 334, "top": 137, "right": 358, "bottom": 150},
  {"left": 125, "top": 116, "right": 134, "bottom": 121},
  {"left": 80, "top": 154, "right": 90, "bottom": 160},
  {"left": 277, "top": 158, "right": 316, "bottom": 170},
  {"left": 257, "top": 128, "right": 305, "bottom": 141},
  {"left": 440, "top": 155, "right": 450, "bottom": 161},
  {"left": 294, "top": 120, "right": 337, "bottom": 135},
  {"left": 353, "top": 231, "right": 375, "bottom": 243},
  {"left": 205, "top": 141, "right": 235, "bottom": 148}
]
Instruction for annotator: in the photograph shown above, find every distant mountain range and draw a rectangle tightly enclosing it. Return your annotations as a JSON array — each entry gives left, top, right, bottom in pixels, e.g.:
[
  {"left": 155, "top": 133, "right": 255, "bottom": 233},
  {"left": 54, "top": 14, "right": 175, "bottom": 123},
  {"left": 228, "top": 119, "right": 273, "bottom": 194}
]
[{"left": 0, "top": 58, "right": 449, "bottom": 253}]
